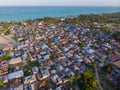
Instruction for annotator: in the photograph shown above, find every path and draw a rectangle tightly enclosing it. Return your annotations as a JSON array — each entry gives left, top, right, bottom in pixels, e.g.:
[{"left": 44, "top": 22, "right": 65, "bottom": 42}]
[{"left": 95, "top": 64, "right": 103, "bottom": 90}]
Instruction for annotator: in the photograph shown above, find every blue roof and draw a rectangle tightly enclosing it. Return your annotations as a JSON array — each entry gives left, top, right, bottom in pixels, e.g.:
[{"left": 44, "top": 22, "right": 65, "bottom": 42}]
[
  {"left": 50, "top": 27, "right": 55, "bottom": 31},
  {"left": 64, "top": 25, "right": 76, "bottom": 31},
  {"left": 52, "top": 37, "right": 59, "bottom": 42}
]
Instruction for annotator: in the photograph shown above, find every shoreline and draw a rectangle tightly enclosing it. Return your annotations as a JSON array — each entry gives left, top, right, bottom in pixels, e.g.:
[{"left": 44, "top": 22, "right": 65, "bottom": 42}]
[
  {"left": 0, "top": 12, "right": 120, "bottom": 22},
  {"left": 0, "top": 6, "right": 120, "bottom": 22}
]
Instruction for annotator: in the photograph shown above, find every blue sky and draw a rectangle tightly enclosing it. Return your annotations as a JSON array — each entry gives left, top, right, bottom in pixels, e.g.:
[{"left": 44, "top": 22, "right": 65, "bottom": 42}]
[{"left": 0, "top": 0, "right": 119, "bottom": 6}]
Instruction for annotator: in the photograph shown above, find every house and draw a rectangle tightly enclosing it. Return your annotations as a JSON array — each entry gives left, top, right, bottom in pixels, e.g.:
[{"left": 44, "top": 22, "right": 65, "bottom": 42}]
[
  {"left": 50, "top": 74, "right": 58, "bottom": 83},
  {"left": 84, "top": 58, "right": 91, "bottom": 63},
  {"left": 36, "top": 73, "right": 42, "bottom": 80},
  {"left": 0, "top": 50, "right": 6, "bottom": 57},
  {"left": 21, "top": 52, "right": 27, "bottom": 60},
  {"left": 56, "top": 65, "right": 64, "bottom": 72},
  {"left": 66, "top": 60, "right": 72, "bottom": 66},
  {"left": 56, "top": 86, "right": 66, "bottom": 90},
  {"left": 14, "top": 50, "right": 22, "bottom": 56},
  {"left": 72, "top": 65, "right": 80, "bottom": 73},
  {"left": 2, "top": 45, "right": 14, "bottom": 51},
  {"left": 9, "top": 57, "right": 22, "bottom": 65},
  {"left": 63, "top": 68, "right": 74, "bottom": 76},
  {"left": 83, "top": 46, "right": 95, "bottom": 54},
  {"left": 52, "top": 37, "right": 59, "bottom": 42},
  {"left": 57, "top": 53, "right": 66, "bottom": 60},
  {"left": 38, "top": 81, "right": 47, "bottom": 90},
  {"left": 108, "top": 54, "right": 118, "bottom": 62},
  {"left": 0, "top": 75, "right": 8, "bottom": 83},
  {"left": 31, "top": 56, "right": 37, "bottom": 62},
  {"left": 8, "top": 84, "right": 23, "bottom": 90},
  {"left": 50, "top": 74, "right": 62, "bottom": 84},
  {"left": 103, "top": 43, "right": 112, "bottom": 49},
  {"left": 39, "top": 42, "right": 48, "bottom": 50},
  {"left": 74, "top": 54, "right": 83, "bottom": 62},
  {"left": 40, "top": 66, "right": 50, "bottom": 79},
  {"left": 8, "top": 70, "right": 24, "bottom": 80},
  {"left": 64, "top": 25, "right": 76, "bottom": 31},
  {"left": 98, "top": 60, "right": 105, "bottom": 67},
  {"left": 32, "top": 67, "right": 39, "bottom": 74},
  {"left": 24, "top": 75, "right": 36, "bottom": 85},
  {"left": 0, "top": 60, "right": 9, "bottom": 75},
  {"left": 62, "top": 47, "right": 69, "bottom": 52},
  {"left": 17, "top": 44, "right": 25, "bottom": 49},
  {"left": 113, "top": 60, "right": 120, "bottom": 69},
  {"left": 43, "top": 55, "right": 50, "bottom": 60},
  {"left": 80, "top": 65, "right": 87, "bottom": 72},
  {"left": 65, "top": 52, "right": 73, "bottom": 58}
]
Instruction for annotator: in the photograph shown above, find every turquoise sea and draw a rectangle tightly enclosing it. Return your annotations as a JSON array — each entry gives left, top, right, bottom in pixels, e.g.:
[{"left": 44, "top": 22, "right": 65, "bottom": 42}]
[{"left": 0, "top": 6, "right": 120, "bottom": 22}]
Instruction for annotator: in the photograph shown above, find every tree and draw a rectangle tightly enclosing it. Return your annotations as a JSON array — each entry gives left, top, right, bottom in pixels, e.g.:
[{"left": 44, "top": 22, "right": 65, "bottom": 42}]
[
  {"left": 79, "top": 42, "right": 85, "bottom": 47},
  {"left": 83, "top": 69, "right": 92, "bottom": 78},
  {"left": 113, "top": 31, "right": 120, "bottom": 42},
  {"left": 99, "top": 56, "right": 104, "bottom": 60},
  {"left": 26, "top": 54, "right": 31, "bottom": 61},
  {"left": 82, "top": 69, "right": 98, "bottom": 88},
  {"left": 88, "top": 75, "right": 98, "bottom": 88},
  {"left": 75, "top": 73, "right": 81, "bottom": 80},
  {"left": 50, "top": 51, "right": 56, "bottom": 56},
  {"left": 93, "top": 61, "right": 97, "bottom": 68},
  {"left": 69, "top": 75, "right": 75, "bottom": 85},
  {"left": 5, "top": 51, "right": 11, "bottom": 59},
  {"left": 103, "top": 64, "right": 113, "bottom": 73},
  {"left": 0, "top": 80, "right": 4, "bottom": 87},
  {"left": 0, "top": 51, "right": 11, "bottom": 62}
]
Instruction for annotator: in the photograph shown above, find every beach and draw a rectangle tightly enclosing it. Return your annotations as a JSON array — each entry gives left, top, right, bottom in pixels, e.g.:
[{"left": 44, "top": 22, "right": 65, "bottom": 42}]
[{"left": 0, "top": 35, "right": 16, "bottom": 49}]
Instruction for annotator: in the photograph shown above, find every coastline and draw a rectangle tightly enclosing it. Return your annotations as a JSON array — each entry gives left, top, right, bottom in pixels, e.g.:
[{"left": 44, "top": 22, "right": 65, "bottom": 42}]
[{"left": 0, "top": 6, "right": 120, "bottom": 22}]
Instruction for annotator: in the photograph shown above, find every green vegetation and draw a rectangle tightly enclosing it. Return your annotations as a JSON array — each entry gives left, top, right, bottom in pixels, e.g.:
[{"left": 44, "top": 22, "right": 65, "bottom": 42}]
[
  {"left": 69, "top": 75, "right": 75, "bottom": 85},
  {"left": 28, "top": 61, "right": 39, "bottom": 67},
  {"left": 99, "top": 68, "right": 115, "bottom": 90},
  {"left": 0, "top": 80, "right": 4, "bottom": 87},
  {"left": 65, "top": 12, "right": 120, "bottom": 24},
  {"left": 42, "top": 68, "right": 47, "bottom": 71},
  {"left": 113, "top": 31, "right": 120, "bottom": 42},
  {"left": 78, "top": 69, "right": 98, "bottom": 90},
  {"left": 0, "top": 22, "right": 11, "bottom": 35},
  {"left": 50, "top": 51, "right": 56, "bottom": 56},
  {"left": 26, "top": 54, "right": 31, "bottom": 61},
  {"left": 79, "top": 42, "right": 85, "bottom": 47},
  {"left": 43, "top": 17, "right": 60, "bottom": 23},
  {"left": 25, "top": 12, "right": 120, "bottom": 25},
  {"left": 23, "top": 65, "right": 32, "bottom": 76},
  {"left": 75, "top": 73, "right": 81, "bottom": 80},
  {"left": 51, "top": 65, "right": 56, "bottom": 70},
  {"left": 102, "top": 64, "right": 114, "bottom": 73},
  {"left": 0, "top": 51, "right": 11, "bottom": 62}
]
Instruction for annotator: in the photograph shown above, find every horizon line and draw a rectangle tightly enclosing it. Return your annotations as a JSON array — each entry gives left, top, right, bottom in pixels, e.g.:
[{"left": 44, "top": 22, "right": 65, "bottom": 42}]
[{"left": 0, "top": 5, "right": 120, "bottom": 7}]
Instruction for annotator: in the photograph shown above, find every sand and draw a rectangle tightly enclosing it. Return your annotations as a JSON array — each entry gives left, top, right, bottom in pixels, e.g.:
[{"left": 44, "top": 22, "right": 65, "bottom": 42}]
[{"left": 0, "top": 35, "right": 16, "bottom": 49}]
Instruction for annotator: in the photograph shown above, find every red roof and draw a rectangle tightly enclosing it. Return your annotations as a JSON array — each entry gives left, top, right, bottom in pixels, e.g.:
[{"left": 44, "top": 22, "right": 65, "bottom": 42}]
[{"left": 109, "top": 55, "right": 118, "bottom": 61}]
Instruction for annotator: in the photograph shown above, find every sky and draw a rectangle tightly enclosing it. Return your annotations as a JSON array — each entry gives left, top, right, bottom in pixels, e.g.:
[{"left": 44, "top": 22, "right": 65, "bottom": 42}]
[{"left": 0, "top": 0, "right": 119, "bottom": 6}]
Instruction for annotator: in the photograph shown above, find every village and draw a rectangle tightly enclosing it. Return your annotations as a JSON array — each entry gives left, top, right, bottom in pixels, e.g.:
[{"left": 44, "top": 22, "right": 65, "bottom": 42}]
[{"left": 0, "top": 16, "right": 120, "bottom": 90}]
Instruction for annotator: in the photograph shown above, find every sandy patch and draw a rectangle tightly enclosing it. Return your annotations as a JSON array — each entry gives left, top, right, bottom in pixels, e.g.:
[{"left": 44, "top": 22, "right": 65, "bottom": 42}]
[{"left": 0, "top": 35, "right": 16, "bottom": 49}]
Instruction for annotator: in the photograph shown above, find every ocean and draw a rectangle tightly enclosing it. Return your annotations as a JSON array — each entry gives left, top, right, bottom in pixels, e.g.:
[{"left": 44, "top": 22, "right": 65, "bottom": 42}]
[{"left": 0, "top": 6, "right": 120, "bottom": 22}]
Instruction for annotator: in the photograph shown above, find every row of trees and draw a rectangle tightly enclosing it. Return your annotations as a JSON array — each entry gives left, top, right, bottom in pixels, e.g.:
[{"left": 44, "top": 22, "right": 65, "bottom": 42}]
[{"left": 64, "top": 12, "right": 120, "bottom": 25}]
